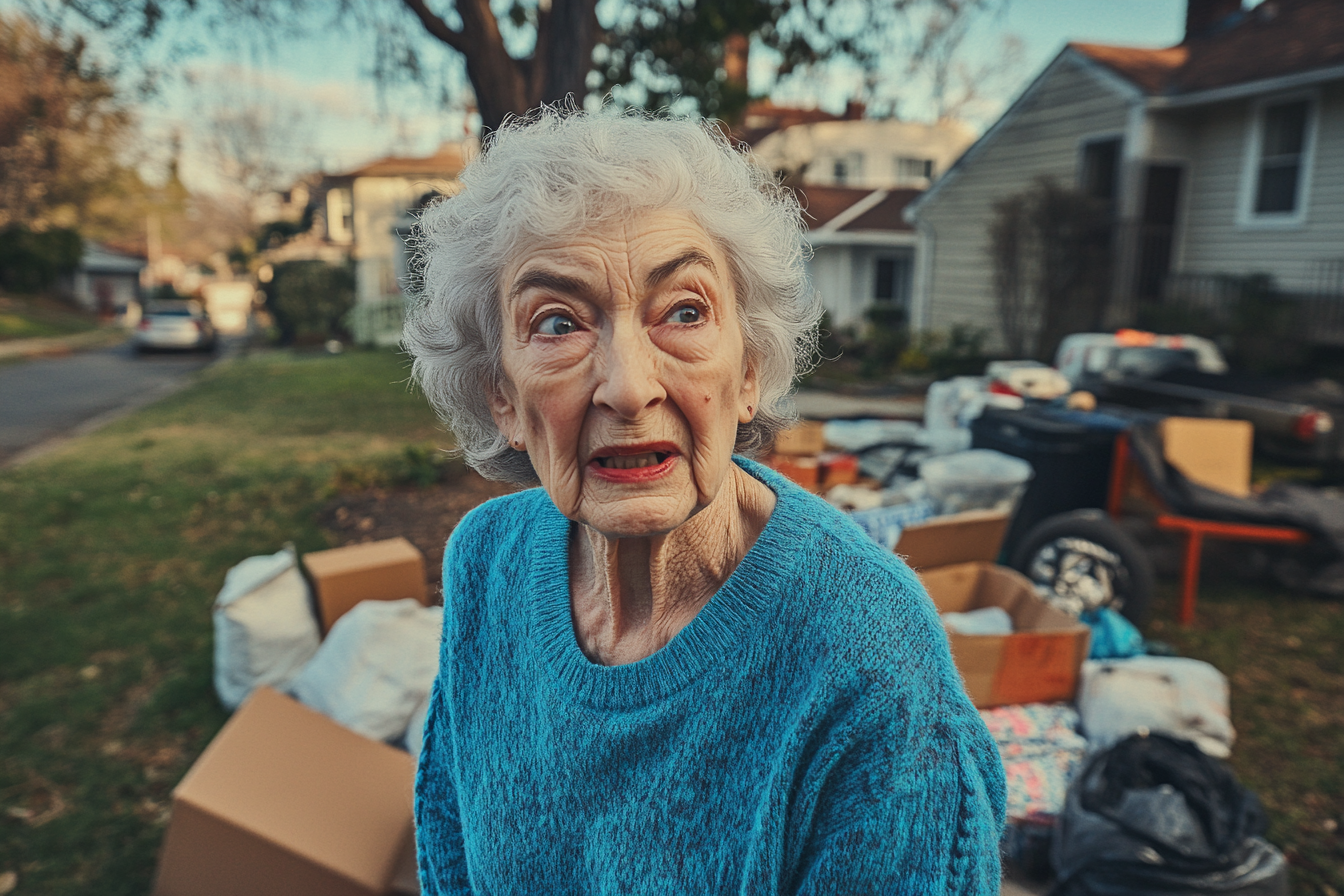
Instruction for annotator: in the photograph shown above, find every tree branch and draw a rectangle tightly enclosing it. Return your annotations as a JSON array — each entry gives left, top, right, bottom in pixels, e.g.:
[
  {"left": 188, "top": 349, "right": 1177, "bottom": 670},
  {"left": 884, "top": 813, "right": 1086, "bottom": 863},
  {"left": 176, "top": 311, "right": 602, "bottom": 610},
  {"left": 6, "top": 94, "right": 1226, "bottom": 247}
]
[{"left": 399, "top": 0, "right": 469, "bottom": 54}]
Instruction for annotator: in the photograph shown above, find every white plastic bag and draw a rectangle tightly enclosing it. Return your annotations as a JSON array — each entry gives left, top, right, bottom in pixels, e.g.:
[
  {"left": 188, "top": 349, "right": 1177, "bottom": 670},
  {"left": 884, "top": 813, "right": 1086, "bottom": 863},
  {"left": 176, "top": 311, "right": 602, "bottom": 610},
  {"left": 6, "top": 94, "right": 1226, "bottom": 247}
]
[
  {"left": 406, "top": 690, "right": 432, "bottom": 761},
  {"left": 289, "top": 598, "right": 443, "bottom": 742},
  {"left": 1078, "top": 656, "right": 1236, "bottom": 758},
  {"left": 213, "top": 546, "right": 321, "bottom": 711},
  {"left": 918, "top": 449, "right": 1033, "bottom": 515}
]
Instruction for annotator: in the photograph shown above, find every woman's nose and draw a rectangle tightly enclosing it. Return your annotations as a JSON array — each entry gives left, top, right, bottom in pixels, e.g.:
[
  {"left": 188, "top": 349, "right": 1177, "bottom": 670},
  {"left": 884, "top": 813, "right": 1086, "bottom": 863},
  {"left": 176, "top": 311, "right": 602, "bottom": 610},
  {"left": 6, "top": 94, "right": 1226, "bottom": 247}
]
[{"left": 592, "top": 325, "right": 665, "bottom": 419}]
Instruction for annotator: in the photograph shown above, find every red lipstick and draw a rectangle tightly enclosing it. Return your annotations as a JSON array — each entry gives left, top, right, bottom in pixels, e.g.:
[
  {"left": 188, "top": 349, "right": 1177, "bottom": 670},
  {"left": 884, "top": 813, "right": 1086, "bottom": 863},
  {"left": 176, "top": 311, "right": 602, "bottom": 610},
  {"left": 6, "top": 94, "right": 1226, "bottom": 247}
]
[{"left": 587, "top": 442, "right": 681, "bottom": 484}]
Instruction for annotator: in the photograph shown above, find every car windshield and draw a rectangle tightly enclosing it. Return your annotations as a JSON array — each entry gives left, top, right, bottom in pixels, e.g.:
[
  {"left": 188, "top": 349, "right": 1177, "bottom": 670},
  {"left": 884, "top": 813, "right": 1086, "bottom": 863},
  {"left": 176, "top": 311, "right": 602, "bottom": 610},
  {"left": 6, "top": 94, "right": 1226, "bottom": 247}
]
[
  {"left": 1113, "top": 347, "right": 1200, "bottom": 378},
  {"left": 145, "top": 301, "right": 200, "bottom": 316}
]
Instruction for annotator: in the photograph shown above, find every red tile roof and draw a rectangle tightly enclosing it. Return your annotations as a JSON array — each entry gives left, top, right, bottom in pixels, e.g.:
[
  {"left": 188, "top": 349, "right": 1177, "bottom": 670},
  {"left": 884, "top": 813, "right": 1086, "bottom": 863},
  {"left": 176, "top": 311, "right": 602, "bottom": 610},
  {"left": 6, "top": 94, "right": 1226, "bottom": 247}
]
[
  {"left": 791, "top": 185, "right": 917, "bottom": 233},
  {"left": 341, "top": 143, "right": 467, "bottom": 179},
  {"left": 1072, "top": 0, "right": 1344, "bottom": 97},
  {"left": 733, "top": 100, "right": 863, "bottom": 146}
]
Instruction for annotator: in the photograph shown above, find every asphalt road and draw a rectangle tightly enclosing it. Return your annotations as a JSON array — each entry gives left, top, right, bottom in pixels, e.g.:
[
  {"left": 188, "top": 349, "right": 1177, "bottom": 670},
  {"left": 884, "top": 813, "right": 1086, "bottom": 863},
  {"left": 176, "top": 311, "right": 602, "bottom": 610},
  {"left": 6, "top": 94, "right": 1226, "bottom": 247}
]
[{"left": 0, "top": 337, "right": 219, "bottom": 465}]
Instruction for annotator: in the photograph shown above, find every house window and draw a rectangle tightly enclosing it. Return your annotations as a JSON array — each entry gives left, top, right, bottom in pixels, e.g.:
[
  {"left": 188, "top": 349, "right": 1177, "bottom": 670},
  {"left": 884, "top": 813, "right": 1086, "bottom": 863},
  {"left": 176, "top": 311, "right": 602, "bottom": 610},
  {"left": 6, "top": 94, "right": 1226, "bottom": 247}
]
[
  {"left": 832, "top": 153, "right": 863, "bottom": 186},
  {"left": 874, "top": 255, "right": 912, "bottom": 306},
  {"left": 1253, "top": 99, "right": 1309, "bottom": 214},
  {"left": 327, "top": 189, "right": 354, "bottom": 243},
  {"left": 1080, "top": 138, "right": 1122, "bottom": 204},
  {"left": 895, "top": 157, "right": 934, "bottom": 183}
]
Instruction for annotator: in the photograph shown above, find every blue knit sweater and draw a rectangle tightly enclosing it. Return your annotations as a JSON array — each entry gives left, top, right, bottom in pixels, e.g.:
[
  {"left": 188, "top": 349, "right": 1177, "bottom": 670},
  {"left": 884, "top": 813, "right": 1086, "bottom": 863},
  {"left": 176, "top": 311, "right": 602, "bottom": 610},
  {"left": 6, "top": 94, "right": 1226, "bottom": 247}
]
[{"left": 415, "top": 457, "right": 1006, "bottom": 894}]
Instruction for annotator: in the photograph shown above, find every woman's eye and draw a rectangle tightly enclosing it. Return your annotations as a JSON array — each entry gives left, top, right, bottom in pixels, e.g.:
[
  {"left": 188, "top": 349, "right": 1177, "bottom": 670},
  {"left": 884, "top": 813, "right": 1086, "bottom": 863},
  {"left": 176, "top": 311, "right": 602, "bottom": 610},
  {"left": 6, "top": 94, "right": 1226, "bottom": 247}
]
[
  {"left": 666, "top": 305, "right": 702, "bottom": 324},
  {"left": 536, "top": 313, "right": 577, "bottom": 336}
]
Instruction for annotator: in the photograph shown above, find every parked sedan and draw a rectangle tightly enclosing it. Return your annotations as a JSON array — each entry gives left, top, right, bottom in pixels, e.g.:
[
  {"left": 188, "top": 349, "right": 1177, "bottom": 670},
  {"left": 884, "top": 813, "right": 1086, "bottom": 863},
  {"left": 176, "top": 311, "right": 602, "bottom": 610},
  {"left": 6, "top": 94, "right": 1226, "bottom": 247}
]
[{"left": 133, "top": 300, "right": 217, "bottom": 353}]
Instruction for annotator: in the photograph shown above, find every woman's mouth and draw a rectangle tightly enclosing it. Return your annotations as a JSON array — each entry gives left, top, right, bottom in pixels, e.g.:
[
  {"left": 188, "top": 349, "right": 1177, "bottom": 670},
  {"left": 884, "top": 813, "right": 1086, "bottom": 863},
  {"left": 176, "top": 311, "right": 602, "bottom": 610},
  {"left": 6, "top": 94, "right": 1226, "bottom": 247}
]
[
  {"left": 588, "top": 446, "right": 680, "bottom": 482},
  {"left": 597, "top": 452, "right": 669, "bottom": 470}
]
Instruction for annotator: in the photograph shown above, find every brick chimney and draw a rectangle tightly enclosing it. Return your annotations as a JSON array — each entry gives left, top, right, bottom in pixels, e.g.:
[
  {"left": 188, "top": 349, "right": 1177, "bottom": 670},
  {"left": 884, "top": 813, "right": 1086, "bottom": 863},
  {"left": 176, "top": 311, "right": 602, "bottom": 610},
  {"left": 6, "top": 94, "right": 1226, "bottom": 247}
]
[{"left": 1185, "top": 0, "right": 1242, "bottom": 41}]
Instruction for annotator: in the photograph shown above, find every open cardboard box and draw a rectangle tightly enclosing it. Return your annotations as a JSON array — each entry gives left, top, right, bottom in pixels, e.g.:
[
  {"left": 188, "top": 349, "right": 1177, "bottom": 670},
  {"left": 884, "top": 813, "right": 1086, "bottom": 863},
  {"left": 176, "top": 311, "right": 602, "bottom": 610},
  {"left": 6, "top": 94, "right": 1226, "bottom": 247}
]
[
  {"left": 922, "top": 562, "right": 1091, "bottom": 707},
  {"left": 153, "top": 687, "right": 416, "bottom": 896},
  {"left": 896, "top": 509, "right": 1091, "bottom": 708},
  {"left": 303, "top": 537, "right": 429, "bottom": 633}
]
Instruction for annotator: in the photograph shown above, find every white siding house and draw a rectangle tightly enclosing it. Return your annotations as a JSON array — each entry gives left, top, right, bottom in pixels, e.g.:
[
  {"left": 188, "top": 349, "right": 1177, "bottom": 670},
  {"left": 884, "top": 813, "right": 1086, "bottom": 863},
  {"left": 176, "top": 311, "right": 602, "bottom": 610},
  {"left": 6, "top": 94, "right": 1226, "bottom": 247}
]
[
  {"left": 796, "top": 186, "right": 921, "bottom": 329},
  {"left": 907, "top": 0, "right": 1344, "bottom": 352}
]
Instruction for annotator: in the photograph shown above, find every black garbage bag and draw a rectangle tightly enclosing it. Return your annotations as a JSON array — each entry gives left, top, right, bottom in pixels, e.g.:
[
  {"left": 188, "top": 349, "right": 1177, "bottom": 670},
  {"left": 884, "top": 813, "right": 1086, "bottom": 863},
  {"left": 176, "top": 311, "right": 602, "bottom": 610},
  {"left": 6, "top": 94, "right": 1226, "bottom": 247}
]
[{"left": 1051, "top": 733, "right": 1289, "bottom": 895}]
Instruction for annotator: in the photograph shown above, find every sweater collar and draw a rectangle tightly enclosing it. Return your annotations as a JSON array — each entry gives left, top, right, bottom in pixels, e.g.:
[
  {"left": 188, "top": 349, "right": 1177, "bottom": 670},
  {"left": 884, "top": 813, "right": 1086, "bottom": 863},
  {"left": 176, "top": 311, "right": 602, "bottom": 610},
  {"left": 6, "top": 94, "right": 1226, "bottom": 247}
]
[{"left": 527, "top": 455, "right": 816, "bottom": 709}]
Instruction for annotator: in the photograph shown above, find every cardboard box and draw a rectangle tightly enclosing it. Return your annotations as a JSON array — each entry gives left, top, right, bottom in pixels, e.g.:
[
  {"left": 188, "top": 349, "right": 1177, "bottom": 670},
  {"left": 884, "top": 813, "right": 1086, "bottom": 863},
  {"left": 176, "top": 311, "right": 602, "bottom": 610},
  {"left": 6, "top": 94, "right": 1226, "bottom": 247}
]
[
  {"left": 154, "top": 687, "right": 416, "bottom": 896},
  {"left": 765, "top": 453, "right": 819, "bottom": 489},
  {"left": 772, "top": 420, "right": 825, "bottom": 456},
  {"left": 1161, "top": 416, "right": 1254, "bottom": 498},
  {"left": 818, "top": 452, "right": 859, "bottom": 488},
  {"left": 303, "top": 537, "right": 428, "bottom": 632},
  {"left": 922, "top": 562, "right": 1092, "bottom": 708},
  {"left": 895, "top": 509, "right": 1010, "bottom": 570}
]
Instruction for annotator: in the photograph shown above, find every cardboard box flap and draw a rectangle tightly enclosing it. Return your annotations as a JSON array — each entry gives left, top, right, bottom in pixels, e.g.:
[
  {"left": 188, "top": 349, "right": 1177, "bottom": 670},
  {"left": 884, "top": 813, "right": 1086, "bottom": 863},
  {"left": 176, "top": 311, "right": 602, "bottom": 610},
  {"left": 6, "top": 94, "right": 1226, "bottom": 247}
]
[
  {"left": 1160, "top": 417, "right": 1253, "bottom": 498},
  {"left": 302, "top": 537, "right": 423, "bottom": 578},
  {"left": 172, "top": 688, "right": 415, "bottom": 891},
  {"left": 921, "top": 561, "right": 1091, "bottom": 708},
  {"left": 895, "top": 510, "right": 1010, "bottom": 570}
]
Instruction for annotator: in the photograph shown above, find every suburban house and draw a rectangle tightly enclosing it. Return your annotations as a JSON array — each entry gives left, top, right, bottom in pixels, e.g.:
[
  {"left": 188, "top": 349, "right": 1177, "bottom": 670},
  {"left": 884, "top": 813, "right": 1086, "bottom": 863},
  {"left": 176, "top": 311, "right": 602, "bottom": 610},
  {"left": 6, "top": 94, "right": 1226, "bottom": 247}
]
[
  {"left": 322, "top": 143, "right": 467, "bottom": 310},
  {"left": 754, "top": 117, "right": 975, "bottom": 191},
  {"left": 794, "top": 185, "right": 922, "bottom": 329},
  {"left": 259, "top": 142, "right": 468, "bottom": 343},
  {"left": 906, "top": 0, "right": 1344, "bottom": 353},
  {"left": 743, "top": 113, "right": 974, "bottom": 329},
  {"left": 66, "top": 243, "right": 144, "bottom": 317}
]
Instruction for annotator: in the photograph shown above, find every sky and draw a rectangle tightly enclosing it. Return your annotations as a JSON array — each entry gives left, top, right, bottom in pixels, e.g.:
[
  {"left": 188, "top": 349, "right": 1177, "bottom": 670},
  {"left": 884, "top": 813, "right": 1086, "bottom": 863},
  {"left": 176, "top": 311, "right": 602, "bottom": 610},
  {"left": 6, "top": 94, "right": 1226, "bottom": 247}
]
[{"left": 10, "top": 0, "right": 1196, "bottom": 194}]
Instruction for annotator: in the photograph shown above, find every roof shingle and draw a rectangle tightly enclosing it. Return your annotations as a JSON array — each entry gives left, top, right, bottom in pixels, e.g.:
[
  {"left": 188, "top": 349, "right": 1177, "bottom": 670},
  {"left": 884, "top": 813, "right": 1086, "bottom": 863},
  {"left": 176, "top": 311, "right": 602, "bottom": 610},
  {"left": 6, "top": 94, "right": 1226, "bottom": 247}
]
[{"left": 1073, "top": 0, "right": 1344, "bottom": 97}]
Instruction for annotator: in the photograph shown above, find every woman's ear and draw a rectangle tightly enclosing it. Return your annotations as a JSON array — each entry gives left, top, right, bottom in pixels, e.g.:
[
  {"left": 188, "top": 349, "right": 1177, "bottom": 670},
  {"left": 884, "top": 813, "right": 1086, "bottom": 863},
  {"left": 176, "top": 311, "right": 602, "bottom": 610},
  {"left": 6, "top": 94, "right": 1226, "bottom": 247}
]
[
  {"left": 488, "top": 384, "right": 525, "bottom": 450},
  {"left": 738, "top": 360, "right": 761, "bottom": 424}
]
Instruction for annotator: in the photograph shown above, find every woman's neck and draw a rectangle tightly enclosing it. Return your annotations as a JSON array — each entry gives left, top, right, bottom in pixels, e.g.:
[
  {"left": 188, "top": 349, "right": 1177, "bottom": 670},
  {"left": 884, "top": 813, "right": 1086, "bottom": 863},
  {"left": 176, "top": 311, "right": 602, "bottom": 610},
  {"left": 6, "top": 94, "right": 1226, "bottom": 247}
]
[{"left": 568, "top": 464, "right": 776, "bottom": 666}]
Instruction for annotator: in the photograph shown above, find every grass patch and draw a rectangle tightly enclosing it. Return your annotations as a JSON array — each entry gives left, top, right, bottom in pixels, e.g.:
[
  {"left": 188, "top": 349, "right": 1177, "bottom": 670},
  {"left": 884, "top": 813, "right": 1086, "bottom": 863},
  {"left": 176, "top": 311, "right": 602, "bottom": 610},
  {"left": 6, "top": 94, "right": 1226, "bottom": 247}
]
[
  {"left": 0, "top": 349, "right": 449, "bottom": 895},
  {"left": 1146, "top": 581, "right": 1344, "bottom": 895},
  {"left": 0, "top": 294, "right": 101, "bottom": 341}
]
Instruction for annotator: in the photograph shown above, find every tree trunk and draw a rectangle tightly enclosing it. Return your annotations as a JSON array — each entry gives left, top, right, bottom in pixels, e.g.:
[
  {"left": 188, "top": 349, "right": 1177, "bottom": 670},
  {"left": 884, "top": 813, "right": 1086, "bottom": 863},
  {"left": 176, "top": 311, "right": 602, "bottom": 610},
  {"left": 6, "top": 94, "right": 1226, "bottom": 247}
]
[
  {"left": 403, "top": 0, "right": 600, "bottom": 134},
  {"left": 534, "top": 0, "right": 601, "bottom": 109}
]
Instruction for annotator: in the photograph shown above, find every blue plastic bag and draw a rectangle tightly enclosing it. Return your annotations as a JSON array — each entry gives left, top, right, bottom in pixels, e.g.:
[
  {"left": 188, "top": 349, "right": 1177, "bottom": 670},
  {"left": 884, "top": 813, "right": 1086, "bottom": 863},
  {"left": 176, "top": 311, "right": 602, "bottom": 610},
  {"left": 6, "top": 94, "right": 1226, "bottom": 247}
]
[{"left": 1081, "top": 607, "right": 1145, "bottom": 659}]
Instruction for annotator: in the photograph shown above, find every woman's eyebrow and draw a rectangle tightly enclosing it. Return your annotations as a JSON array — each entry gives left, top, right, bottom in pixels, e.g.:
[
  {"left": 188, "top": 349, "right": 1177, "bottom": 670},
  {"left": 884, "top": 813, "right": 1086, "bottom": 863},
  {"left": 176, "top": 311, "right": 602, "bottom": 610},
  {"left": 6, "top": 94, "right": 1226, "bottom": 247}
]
[
  {"left": 508, "top": 270, "right": 595, "bottom": 301},
  {"left": 645, "top": 250, "right": 717, "bottom": 289}
]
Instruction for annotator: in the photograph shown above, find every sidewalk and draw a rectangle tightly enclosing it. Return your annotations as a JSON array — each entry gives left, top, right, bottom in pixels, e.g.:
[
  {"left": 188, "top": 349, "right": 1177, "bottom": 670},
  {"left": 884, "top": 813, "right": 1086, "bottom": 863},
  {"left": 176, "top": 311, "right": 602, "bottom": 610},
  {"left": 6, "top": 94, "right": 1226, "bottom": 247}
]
[
  {"left": 0, "top": 327, "right": 127, "bottom": 361},
  {"left": 791, "top": 387, "right": 925, "bottom": 420}
]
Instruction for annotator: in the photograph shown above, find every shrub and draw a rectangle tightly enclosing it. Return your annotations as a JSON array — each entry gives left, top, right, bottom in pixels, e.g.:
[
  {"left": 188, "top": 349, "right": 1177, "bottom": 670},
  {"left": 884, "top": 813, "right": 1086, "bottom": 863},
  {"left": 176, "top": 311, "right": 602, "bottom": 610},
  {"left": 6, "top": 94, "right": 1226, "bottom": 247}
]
[
  {"left": 265, "top": 260, "right": 355, "bottom": 343},
  {"left": 0, "top": 225, "right": 82, "bottom": 292}
]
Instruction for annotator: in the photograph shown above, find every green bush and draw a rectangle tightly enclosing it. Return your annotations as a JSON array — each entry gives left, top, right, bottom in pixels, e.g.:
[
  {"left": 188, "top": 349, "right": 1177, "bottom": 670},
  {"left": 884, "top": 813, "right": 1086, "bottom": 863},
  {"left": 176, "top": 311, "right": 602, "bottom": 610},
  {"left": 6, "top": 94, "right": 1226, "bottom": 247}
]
[
  {"left": 0, "top": 226, "right": 82, "bottom": 292},
  {"left": 266, "top": 260, "right": 355, "bottom": 343},
  {"left": 859, "top": 304, "right": 910, "bottom": 378}
]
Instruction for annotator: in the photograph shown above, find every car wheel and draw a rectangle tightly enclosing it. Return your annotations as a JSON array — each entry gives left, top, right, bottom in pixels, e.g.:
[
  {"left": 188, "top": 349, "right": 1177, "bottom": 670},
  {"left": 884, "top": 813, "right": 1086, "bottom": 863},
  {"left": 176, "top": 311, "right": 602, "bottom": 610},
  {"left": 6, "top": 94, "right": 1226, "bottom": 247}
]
[{"left": 1009, "top": 509, "right": 1154, "bottom": 625}]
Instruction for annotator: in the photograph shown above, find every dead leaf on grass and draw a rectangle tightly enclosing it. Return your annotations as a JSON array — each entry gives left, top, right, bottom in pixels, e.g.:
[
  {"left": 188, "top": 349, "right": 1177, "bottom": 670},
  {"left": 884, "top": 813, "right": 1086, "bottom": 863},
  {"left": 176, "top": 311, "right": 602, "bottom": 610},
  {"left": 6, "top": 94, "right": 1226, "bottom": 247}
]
[{"left": 0, "top": 870, "right": 16, "bottom": 895}]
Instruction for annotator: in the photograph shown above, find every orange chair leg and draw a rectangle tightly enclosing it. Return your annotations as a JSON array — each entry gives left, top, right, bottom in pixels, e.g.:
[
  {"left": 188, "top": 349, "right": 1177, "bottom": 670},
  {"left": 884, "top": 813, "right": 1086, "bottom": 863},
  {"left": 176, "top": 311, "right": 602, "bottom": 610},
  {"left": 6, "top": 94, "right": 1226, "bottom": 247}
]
[{"left": 1179, "top": 529, "right": 1204, "bottom": 625}]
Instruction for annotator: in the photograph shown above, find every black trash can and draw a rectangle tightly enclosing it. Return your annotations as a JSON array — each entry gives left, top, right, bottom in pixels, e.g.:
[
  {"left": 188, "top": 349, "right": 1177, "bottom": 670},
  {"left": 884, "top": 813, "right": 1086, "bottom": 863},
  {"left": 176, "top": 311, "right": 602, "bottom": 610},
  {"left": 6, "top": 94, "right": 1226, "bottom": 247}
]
[{"left": 970, "top": 406, "right": 1126, "bottom": 558}]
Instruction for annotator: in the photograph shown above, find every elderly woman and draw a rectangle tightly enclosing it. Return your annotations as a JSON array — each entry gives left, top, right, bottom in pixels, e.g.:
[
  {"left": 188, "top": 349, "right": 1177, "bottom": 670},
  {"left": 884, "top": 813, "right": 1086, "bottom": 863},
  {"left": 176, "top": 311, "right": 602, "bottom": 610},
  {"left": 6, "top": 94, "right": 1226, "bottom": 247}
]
[{"left": 403, "top": 109, "right": 1005, "bottom": 894}]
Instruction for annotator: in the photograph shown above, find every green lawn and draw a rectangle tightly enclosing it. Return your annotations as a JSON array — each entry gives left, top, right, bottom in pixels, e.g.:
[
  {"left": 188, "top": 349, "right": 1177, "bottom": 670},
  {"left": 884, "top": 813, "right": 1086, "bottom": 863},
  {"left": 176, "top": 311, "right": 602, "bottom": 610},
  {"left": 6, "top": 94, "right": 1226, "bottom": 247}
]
[
  {"left": 1146, "top": 583, "right": 1344, "bottom": 894},
  {"left": 0, "top": 349, "right": 1340, "bottom": 894},
  {"left": 0, "top": 295, "right": 101, "bottom": 341},
  {"left": 0, "top": 349, "right": 448, "bottom": 895}
]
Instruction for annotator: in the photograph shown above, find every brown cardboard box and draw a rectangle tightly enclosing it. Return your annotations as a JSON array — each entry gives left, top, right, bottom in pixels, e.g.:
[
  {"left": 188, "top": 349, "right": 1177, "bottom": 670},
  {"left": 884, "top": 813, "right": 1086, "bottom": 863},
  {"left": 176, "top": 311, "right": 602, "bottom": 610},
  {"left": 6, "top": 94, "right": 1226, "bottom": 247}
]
[
  {"left": 818, "top": 452, "right": 859, "bottom": 488},
  {"left": 765, "top": 453, "right": 820, "bottom": 489},
  {"left": 153, "top": 687, "right": 416, "bottom": 896},
  {"left": 303, "top": 537, "right": 428, "bottom": 632},
  {"left": 922, "top": 562, "right": 1092, "bottom": 708},
  {"left": 772, "top": 420, "right": 825, "bottom": 456},
  {"left": 895, "top": 509, "right": 1010, "bottom": 570},
  {"left": 1160, "top": 416, "right": 1254, "bottom": 498}
]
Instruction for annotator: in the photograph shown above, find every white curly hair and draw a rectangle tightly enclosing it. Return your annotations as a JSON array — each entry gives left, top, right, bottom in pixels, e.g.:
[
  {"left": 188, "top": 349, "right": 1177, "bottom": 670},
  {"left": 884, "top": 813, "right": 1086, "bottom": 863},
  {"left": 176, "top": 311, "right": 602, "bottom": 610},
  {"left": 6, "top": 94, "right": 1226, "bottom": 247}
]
[{"left": 401, "top": 105, "right": 822, "bottom": 483}]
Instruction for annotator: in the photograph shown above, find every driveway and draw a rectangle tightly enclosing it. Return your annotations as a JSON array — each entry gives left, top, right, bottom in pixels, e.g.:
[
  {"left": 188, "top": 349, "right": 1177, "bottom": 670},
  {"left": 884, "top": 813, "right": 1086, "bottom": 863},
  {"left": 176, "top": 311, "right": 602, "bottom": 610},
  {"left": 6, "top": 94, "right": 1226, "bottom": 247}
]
[{"left": 0, "top": 337, "right": 220, "bottom": 465}]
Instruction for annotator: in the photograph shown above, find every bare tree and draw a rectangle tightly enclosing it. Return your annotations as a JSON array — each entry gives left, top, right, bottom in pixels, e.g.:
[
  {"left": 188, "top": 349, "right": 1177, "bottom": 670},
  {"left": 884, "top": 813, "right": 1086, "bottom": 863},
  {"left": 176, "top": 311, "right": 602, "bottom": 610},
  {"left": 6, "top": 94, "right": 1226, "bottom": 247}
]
[{"left": 42, "top": 0, "right": 1009, "bottom": 132}]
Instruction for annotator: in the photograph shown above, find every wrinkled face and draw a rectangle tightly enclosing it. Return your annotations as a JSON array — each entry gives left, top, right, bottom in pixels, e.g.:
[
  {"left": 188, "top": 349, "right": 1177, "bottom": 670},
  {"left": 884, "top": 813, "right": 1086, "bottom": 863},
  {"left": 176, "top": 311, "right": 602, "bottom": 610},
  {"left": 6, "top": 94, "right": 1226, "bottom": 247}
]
[{"left": 489, "top": 209, "right": 758, "bottom": 538}]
